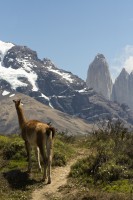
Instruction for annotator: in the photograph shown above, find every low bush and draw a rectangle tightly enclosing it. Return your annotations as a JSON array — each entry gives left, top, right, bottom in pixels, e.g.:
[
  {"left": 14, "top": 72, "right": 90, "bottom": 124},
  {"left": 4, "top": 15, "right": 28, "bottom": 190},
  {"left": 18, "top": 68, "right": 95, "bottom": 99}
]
[
  {"left": 70, "top": 120, "right": 133, "bottom": 192},
  {"left": 53, "top": 134, "right": 75, "bottom": 166},
  {"left": 3, "top": 141, "right": 26, "bottom": 160}
]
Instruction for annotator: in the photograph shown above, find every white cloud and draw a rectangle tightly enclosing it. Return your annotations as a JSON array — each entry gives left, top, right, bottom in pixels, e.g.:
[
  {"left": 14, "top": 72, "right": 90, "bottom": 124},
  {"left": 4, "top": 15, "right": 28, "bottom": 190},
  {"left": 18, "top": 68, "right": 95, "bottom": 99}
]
[
  {"left": 124, "top": 56, "right": 133, "bottom": 73},
  {"left": 110, "top": 45, "right": 133, "bottom": 81}
]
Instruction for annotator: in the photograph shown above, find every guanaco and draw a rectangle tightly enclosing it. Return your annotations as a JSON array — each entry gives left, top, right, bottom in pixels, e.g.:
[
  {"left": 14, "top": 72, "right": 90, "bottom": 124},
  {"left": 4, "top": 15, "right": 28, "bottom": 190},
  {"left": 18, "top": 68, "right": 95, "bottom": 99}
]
[{"left": 13, "top": 99, "right": 55, "bottom": 184}]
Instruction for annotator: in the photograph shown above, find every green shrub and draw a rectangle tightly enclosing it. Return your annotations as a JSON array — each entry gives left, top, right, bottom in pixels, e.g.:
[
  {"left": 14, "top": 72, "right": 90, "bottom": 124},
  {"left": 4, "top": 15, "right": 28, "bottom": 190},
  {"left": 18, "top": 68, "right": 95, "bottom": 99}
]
[
  {"left": 0, "top": 135, "right": 10, "bottom": 149},
  {"left": 53, "top": 135, "right": 75, "bottom": 166},
  {"left": 53, "top": 151, "right": 67, "bottom": 166},
  {"left": 3, "top": 140, "right": 26, "bottom": 160},
  {"left": 69, "top": 120, "right": 133, "bottom": 191},
  {"left": 103, "top": 179, "right": 133, "bottom": 193}
]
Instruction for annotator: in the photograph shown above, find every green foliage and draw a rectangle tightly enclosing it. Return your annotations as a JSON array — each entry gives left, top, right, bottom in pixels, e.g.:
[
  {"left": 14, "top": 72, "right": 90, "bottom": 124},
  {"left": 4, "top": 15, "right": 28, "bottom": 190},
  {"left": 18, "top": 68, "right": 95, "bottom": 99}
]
[
  {"left": 53, "top": 134, "right": 75, "bottom": 166},
  {"left": 0, "top": 135, "right": 10, "bottom": 149},
  {"left": 0, "top": 134, "right": 26, "bottom": 161},
  {"left": 57, "top": 131, "right": 76, "bottom": 144},
  {"left": 70, "top": 120, "right": 133, "bottom": 193},
  {"left": 3, "top": 141, "right": 26, "bottom": 160},
  {"left": 103, "top": 179, "right": 133, "bottom": 193}
]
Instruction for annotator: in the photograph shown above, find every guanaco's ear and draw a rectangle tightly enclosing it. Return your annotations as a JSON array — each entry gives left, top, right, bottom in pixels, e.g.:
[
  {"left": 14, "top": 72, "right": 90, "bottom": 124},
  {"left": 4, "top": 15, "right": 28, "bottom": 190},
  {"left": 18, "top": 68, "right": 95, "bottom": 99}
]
[{"left": 13, "top": 100, "right": 16, "bottom": 103}]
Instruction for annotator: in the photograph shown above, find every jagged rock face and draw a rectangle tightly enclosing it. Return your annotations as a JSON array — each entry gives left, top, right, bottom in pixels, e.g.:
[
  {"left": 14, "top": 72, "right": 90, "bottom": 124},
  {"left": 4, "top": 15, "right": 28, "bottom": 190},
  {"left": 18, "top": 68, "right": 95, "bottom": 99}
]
[
  {"left": 86, "top": 53, "right": 133, "bottom": 111},
  {"left": 86, "top": 54, "right": 113, "bottom": 100},
  {"left": 112, "top": 68, "right": 133, "bottom": 110},
  {"left": 0, "top": 41, "right": 133, "bottom": 129}
]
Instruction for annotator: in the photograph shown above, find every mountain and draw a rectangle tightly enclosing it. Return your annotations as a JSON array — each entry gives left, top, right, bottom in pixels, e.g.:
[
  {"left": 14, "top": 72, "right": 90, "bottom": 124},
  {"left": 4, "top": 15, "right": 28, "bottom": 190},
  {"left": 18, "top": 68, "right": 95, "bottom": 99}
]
[
  {"left": 0, "top": 41, "right": 85, "bottom": 107},
  {"left": 86, "top": 54, "right": 113, "bottom": 100},
  {"left": 112, "top": 68, "right": 133, "bottom": 110},
  {"left": 86, "top": 53, "right": 133, "bottom": 116},
  {"left": 0, "top": 41, "right": 133, "bottom": 129}
]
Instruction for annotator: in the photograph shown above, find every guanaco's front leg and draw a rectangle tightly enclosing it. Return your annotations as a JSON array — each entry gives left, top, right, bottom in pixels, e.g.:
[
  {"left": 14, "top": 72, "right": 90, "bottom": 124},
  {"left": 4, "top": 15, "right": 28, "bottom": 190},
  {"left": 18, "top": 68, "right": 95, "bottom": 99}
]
[{"left": 25, "top": 140, "right": 32, "bottom": 173}]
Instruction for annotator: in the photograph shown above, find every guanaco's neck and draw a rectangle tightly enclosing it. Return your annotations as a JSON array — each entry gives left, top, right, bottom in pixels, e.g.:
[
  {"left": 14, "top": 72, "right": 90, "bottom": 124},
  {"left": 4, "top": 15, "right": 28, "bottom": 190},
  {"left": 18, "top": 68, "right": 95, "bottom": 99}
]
[{"left": 16, "top": 105, "right": 27, "bottom": 129}]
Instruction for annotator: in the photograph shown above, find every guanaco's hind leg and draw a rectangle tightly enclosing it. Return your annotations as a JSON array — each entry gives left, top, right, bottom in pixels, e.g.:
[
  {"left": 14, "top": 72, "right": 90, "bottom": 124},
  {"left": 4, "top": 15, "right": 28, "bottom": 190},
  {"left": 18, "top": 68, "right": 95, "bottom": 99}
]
[
  {"left": 34, "top": 147, "right": 42, "bottom": 172},
  {"left": 46, "top": 131, "right": 53, "bottom": 184},
  {"left": 39, "top": 143, "right": 47, "bottom": 182}
]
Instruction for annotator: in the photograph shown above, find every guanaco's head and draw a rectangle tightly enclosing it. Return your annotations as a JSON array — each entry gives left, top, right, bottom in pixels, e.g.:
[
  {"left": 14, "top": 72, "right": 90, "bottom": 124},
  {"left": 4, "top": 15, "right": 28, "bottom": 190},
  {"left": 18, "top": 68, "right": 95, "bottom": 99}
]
[{"left": 13, "top": 99, "right": 22, "bottom": 109}]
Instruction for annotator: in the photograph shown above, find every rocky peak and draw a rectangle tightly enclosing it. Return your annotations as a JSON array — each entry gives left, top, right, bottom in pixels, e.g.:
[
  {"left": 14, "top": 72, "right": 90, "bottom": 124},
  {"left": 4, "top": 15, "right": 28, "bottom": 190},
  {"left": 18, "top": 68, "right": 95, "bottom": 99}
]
[
  {"left": 95, "top": 53, "right": 106, "bottom": 60},
  {"left": 86, "top": 53, "right": 133, "bottom": 111},
  {"left": 112, "top": 67, "right": 133, "bottom": 109},
  {"left": 43, "top": 58, "right": 54, "bottom": 65},
  {"left": 86, "top": 53, "right": 112, "bottom": 99},
  {"left": 119, "top": 68, "right": 129, "bottom": 79},
  {"left": 3, "top": 45, "right": 40, "bottom": 70}
]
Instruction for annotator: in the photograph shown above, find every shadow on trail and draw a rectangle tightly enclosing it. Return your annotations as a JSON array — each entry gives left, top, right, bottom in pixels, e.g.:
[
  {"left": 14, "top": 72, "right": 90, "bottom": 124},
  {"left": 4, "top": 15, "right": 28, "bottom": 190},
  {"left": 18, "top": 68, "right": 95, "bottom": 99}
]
[{"left": 3, "top": 169, "right": 42, "bottom": 190}]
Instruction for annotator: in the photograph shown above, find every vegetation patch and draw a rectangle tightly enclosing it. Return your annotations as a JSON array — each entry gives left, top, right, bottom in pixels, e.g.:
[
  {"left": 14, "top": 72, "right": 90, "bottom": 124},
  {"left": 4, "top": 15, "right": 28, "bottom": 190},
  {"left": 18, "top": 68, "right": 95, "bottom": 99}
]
[
  {"left": 53, "top": 133, "right": 75, "bottom": 166},
  {"left": 0, "top": 132, "right": 75, "bottom": 200},
  {"left": 69, "top": 120, "right": 133, "bottom": 199},
  {"left": 1, "top": 121, "right": 133, "bottom": 200}
]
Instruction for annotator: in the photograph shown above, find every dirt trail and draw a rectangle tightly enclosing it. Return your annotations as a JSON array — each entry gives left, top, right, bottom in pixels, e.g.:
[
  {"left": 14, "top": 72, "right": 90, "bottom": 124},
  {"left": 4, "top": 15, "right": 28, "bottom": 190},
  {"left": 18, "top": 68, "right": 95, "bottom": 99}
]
[{"left": 32, "top": 150, "right": 85, "bottom": 200}]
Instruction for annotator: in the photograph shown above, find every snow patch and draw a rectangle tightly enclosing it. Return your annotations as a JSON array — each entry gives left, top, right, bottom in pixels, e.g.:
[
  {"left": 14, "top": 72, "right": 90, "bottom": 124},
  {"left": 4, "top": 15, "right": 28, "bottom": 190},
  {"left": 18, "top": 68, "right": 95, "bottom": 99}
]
[
  {"left": 9, "top": 94, "right": 15, "bottom": 97},
  {"left": 2, "top": 90, "right": 10, "bottom": 96},
  {"left": 47, "top": 66, "right": 74, "bottom": 83},
  {"left": 0, "top": 64, "right": 38, "bottom": 91},
  {"left": 39, "top": 93, "right": 54, "bottom": 108},
  {"left": 49, "top": 102, "right": 54, "bottom": 108},
  {"left": 40, "top": 93, "right": 50, "bottom": 100},
  {"left": 78, "top": 88, "right": 87, "bottom": 93},
  {"left": 16, "top": 58, "right": 37, "bottom": 71},
  {"left": 0, "top": 41, "right": 14, "bottom": 60}
]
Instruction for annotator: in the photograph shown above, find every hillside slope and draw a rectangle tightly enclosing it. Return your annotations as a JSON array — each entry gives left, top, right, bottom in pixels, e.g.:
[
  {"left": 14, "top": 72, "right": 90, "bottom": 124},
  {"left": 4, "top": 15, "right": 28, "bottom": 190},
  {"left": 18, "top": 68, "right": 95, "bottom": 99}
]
[{"left": 0, "top": 93, "right": 93, "bottom": 135}]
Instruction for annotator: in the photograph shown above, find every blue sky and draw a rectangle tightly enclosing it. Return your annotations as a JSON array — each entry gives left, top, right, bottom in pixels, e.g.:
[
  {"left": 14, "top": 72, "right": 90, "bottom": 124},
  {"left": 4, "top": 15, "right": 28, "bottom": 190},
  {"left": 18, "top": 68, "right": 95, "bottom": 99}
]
[{"left": 1, "top": 0, "right": 133, "bottom": 81}]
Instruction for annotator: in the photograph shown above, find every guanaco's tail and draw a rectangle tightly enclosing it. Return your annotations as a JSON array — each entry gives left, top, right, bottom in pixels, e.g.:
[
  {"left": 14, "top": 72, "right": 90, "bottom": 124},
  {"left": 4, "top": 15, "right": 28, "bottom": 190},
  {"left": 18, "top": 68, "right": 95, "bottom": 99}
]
[
  {"left": 49, "top": 126, "right": 56, "bottom": 138},
  {"left": 46, "top": 126, "right": 56, "bottom": 139}
]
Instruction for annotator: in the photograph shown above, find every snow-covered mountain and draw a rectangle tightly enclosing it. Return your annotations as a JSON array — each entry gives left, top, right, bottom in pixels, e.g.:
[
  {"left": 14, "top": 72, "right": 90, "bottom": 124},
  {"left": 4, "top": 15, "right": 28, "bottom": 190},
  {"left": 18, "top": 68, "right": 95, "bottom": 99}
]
[
  {"left": 0, "top": 40, "right": 133, "bottom": 127},
  {"left": 0, "top": 41, "right": 85, "bottom": 107}
]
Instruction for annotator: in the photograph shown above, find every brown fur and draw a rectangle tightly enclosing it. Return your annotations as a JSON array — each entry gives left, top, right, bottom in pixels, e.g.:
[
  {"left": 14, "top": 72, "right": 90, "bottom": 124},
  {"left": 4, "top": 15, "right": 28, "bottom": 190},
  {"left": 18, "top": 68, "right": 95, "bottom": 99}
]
[{"left": 13, "top": 99, "right": 55, "bottom": 184}]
